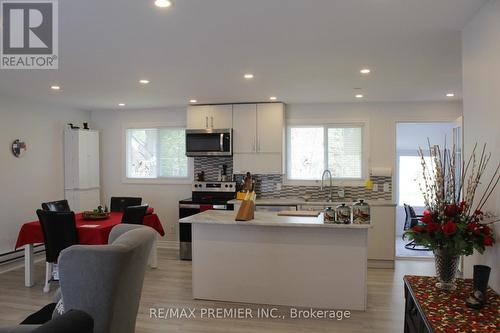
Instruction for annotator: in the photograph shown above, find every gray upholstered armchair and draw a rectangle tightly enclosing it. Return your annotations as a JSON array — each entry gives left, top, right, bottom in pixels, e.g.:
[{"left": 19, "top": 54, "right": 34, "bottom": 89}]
[
  {"left": 57, "top": 224, "right": 155, "bottom": 333},
  {"left": 0, "top": 224, "right": 155, "bottom": 333}
]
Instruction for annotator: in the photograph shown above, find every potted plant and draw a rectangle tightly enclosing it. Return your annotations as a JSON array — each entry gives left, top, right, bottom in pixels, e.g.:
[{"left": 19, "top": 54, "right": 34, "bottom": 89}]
[{"left": 404, "top": 142, "right": 498, "bottom": 290}]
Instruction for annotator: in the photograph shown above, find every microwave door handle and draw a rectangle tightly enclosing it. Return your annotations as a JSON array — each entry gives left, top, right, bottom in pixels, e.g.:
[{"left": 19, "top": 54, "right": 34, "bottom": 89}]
[{"left": 220, "top": 133, "right": 224, "bottom": 152}]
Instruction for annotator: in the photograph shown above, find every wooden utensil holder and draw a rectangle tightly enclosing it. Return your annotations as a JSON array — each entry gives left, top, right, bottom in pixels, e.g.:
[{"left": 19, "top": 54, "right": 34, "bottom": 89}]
[{"left": 235, "top": 200, "right": 255, "bottom": 221}]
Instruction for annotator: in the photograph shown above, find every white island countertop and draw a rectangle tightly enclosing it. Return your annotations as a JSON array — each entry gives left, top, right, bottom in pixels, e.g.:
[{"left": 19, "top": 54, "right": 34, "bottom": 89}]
[
  {"left": 180, "top": 209, "right": 371, "bottom": 229},
  {"left": 228, "top": 198, "right": 396, "bottom": 207}
]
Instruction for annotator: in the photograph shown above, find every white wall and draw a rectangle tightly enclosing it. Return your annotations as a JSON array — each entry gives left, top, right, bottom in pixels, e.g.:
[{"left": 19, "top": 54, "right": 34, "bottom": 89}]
[
  {"left": 462, "top": 0, "right": 500, "bottom": 292},
  {"left": 90, "top": 108, "right": 192, "bottom": 242},
  {"left": 287, "top": 101, "right": 462, "bottom": 184},
  {"left": 0, "top": 96, "right": 90, "bottom": 254}
]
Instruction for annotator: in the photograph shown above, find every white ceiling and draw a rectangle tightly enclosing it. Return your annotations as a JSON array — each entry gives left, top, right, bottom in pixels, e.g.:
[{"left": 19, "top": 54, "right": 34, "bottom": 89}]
[{"left": 0, "top": 0, "right": 487, "bottom": 110}]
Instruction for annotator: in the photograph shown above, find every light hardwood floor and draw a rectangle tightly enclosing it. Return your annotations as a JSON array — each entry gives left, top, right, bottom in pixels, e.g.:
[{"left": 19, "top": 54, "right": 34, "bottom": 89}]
[{"left": 0, "top": 249, "right": 435, "bottom": 332}]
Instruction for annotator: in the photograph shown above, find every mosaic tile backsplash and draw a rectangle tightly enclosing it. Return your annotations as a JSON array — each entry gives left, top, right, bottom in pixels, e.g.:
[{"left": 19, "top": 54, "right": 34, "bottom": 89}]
[{"left": 194, "top": 157, "right": 392, "bottom": 200}]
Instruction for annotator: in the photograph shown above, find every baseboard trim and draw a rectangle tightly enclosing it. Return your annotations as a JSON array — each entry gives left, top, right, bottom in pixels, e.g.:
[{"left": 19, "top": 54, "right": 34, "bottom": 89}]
[
  {"left": 368, "top": 259, "right": 395, "bottom": 269},
  {"left": 0, "top": 252, "right": 45, "bottom": 275},
  {"left": 157, "top": 240, "right": 179, "bottom": 250}
]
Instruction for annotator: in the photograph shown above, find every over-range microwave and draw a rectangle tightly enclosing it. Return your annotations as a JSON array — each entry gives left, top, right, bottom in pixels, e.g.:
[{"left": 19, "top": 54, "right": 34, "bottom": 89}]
[{"left": 185, "top": 128, "right": 232, "bottom": 157}]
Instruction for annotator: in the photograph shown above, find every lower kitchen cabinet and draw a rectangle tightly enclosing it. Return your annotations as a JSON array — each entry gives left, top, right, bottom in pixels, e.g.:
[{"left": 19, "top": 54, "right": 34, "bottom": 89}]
[
  {"left": 298, "top": 204, "right": 395, "bottom": 264},
  {"left": 367, "top": 206, "right": 395, "bottom": 262}
]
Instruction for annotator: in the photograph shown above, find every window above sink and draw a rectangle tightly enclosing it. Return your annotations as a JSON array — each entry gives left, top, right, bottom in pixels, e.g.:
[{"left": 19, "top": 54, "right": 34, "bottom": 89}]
[{"left": 285, "top": 122, "right": 368, "bottom": 186}]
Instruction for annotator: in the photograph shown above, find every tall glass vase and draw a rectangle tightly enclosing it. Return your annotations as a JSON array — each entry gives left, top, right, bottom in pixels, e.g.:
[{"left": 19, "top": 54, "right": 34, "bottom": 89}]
[{"left": 433, "top": 248, "right": 460, "bottom": 290}]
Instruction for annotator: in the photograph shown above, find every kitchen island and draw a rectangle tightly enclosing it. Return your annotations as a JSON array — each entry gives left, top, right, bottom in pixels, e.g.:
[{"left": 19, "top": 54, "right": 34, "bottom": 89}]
[{"left": 180, "top": 210, "right": 371, "bottom": 311}]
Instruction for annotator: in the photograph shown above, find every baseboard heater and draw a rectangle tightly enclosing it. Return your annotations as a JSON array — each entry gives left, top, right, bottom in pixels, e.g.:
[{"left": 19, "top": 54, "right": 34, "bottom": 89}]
[{"left": 0, "top": 245, "right": 45, "bottom": 265}]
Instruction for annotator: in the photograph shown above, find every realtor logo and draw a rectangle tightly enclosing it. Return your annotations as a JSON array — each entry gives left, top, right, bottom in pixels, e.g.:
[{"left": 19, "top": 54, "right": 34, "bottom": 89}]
[{"left": 1, "top": 0, "right": 58, "bottom": 69}]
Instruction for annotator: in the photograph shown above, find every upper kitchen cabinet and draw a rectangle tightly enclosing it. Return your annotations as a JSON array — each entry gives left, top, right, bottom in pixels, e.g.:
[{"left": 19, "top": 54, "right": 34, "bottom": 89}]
[
  {"left": 232, "top": 104, "right": 257, "bottom": 153},
  {"left": 256, "top": 103, "right": 284, "bottom": 153},
  {"left": 233, "top": 103, "right": 285, "bottom": 174},
  {"left": 187, "top": 105, "right": 233, "bottom": 129},
  {"left": 233, "top": 103, "right": 284, "bottom": 154}
]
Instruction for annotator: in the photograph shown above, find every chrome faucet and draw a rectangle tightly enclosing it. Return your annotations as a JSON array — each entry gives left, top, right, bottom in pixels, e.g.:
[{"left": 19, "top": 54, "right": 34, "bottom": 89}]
[{"left": 320, "top": 170, "right": 333, "bottom": 202}]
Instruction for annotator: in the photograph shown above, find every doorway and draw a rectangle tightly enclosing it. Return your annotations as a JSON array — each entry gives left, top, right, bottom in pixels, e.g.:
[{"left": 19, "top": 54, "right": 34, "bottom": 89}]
[{"left": 395, "top": 121, "right": 461, "bottom": 258}]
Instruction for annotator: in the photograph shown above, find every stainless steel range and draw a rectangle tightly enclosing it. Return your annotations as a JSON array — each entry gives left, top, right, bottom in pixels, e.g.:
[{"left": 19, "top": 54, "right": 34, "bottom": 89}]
[{"left": 179, "top": 181, "right": 236, "bottom": 260}]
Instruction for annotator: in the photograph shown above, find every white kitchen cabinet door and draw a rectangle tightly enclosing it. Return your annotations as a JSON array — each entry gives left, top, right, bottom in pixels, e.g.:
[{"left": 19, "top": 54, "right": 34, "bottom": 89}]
[
  {"left": 232, "top": 104, "right": 257, "bottom": 153},
  {"left": 187, "top": 106, "right": 210, "bottom": 129},
  {"left": 257, "top": 103, "right": 284, "bottom": 153},
  {"left": 233, "top": 153, "right": 282, "bottom": 174},
  {"left": 209, "top": 105, "right": 233, "bottom": 129},
  {"left": 77, "top": 131, "right": 100, "bottom": 189},
  {"left": 367, "top": 206, "right": 395, "bottom": 261}
]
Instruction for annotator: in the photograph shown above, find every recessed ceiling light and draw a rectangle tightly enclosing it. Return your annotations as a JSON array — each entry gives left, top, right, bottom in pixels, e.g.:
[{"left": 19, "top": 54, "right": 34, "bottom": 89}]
[
  {"left": 446, "top": 93, "right": 455, "bottom": 97},
  {"left": 154, "top": 0, "right": 171, "bottom": 8},
  {"left": 118, "top": 103, "right": 126, "bottom": 107},
  {"left": 139, "top": 79, "right": 150, "bottom": 84},
  {"left": 244, "top": 74, "right": 254, "bottom": 79},
  {"left": 189, "top": 99, "right": 198, "bottom": 103},
  {"left": 355, "top": 94, "right": 364, "bottom": 99},
  {"left": 360, "top": 68, "right": 371, "bottom": 74},
  {"left": 50, "top": 85, "right": 61, "bottom": 90},
  {"left": 269, "top": 96, "right": 277, "bottom": 101}
]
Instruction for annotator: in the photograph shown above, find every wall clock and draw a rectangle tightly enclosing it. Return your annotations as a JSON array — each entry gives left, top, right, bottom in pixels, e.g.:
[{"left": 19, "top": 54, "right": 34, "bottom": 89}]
[{"left": 12, "top": 139, "right": 27, "bottom": 158}]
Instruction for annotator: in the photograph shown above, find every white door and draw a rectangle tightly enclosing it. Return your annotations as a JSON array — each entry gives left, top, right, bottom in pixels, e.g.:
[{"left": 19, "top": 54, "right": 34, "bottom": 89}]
[
  {"left": 86, "top": 131, "right": 100, "bottom": 188},
  {"left": 233, "top": 104, "right": 257, "bottom": 153},
  {"left": 257, "top": 103, "right": 284, "bottom": 153},
  {"left": 187, "top": 106, "right": 210, "bottom": 129},
  {"left": 209, "top": 105, "right": 233, "bottom": 129}
]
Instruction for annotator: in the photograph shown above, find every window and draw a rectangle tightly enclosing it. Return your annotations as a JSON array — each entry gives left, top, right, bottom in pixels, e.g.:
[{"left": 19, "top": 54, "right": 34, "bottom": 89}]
[
  {"left": 126, "top": 128, "right": 189, "bottom": 179},
  {"left": 287, "top": 124, "right": 363, "bottom": 180}
]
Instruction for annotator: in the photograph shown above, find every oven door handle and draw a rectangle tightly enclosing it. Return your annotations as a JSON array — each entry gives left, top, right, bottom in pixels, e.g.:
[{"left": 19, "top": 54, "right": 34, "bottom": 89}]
[
  {"left": 179, "top": 204, "right": 202, "bottom": 209},
  {"left": 220, "top": 133, "right": 224, "bottom": 152}
]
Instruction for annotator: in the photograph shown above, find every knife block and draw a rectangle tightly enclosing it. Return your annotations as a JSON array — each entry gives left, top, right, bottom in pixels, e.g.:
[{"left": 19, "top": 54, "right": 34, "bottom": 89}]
[{"left": 235, "top": 200, "right": 255, "bottom": 221}]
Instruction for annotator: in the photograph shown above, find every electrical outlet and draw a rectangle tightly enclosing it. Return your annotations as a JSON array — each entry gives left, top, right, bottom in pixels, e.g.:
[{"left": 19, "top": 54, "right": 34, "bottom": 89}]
[
  {"left": 276, "top": 183, "right": 282, "bottom": 191},
  {"left": 337, "top": 189, "right": 345, "bottom": 198},
  {"left": 169, "top": 225, "right": 175, "bottom": 234},
  {"left": 372, "top": 184, "right": 379, "bottom": 192},
  {"left": 383, "top": 183, "right": 390, "bottom": 192}
]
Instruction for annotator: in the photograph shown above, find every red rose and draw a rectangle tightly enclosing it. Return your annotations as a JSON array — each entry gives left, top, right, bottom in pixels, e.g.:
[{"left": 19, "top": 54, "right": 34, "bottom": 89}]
[
  {"left": 467, "top": 222, "right": 477, "bottom": 231},
  {"left": 481, "top": 225, "right": 492, "bottom": 236},
  {"left": 444, "top": 204, "right": 459, "bottom": 217},
  {"left": 442, "top": 220, "right": 457, "bottom": 236},
  {"left": 420, "top": 211, "right": 433, "bottom": 224},
  {"left": 468, "top": 222, "right": 479, "bottom": 234},
  {"left": 483, "top": 236, "right": 494, "bottom": 246},
  {"left": 426, "top": 222, "right": 440, "bottom": 232},
  {"left": 412, "top": 225, "right": 425, "bottom": 233}
]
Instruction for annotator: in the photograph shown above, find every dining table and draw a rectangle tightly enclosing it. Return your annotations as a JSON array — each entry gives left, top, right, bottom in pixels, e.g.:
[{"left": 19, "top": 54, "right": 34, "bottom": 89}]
[{"left": 15, "top": 210, "right": 165, "bottom": 287}]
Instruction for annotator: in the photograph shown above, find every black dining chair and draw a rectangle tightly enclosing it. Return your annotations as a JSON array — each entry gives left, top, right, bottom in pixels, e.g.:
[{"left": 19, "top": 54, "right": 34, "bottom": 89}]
[
  {"left": 121, "top": 205, "right": 149, "bottom": 225},
  {"left": 110, "top": 197, "right": 142, "bottom": 212},
  {"left": 41, "top": 200, "right": 71, "bottom": 212},
  {"left": 403, "top": 204, "right": 429, "bottom": 251},
  {"left": 36, "top": 209, "right": 78, "bottom": 293}
]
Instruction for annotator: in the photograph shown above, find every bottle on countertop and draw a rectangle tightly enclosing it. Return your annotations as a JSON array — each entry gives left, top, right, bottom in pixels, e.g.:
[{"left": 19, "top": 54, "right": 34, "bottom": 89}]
[{"left": 242, "top": 172, "right": 254, "bottom": 192}]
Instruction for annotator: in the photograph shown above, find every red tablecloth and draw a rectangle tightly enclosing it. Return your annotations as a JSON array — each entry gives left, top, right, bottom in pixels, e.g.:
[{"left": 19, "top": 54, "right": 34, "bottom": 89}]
[{"left": 15, "top": 211, "right": 165, "bottom": 249}]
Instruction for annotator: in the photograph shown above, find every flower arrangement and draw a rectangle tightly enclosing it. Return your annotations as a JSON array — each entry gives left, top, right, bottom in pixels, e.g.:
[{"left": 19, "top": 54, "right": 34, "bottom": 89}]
[{"left": 404, "top": 142, "right": 499, "bottom": 256}]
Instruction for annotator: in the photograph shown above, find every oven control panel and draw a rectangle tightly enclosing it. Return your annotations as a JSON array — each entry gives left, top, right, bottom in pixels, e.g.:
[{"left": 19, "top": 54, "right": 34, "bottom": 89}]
[{"left": 192, "top": 181, "right": 236, "bottom": 192}]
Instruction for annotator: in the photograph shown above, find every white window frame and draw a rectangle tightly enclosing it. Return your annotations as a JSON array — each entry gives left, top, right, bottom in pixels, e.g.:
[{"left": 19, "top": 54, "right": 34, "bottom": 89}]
[
  {"left": 284, "top": 120, "right": 369, "bottom": 187},
  {"left": 122, "top": 123, "right": 193, "bottom": 185}
]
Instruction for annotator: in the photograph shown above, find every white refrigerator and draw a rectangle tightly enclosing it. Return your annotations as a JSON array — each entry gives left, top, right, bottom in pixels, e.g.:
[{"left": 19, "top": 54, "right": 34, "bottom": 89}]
[{"left": 64, "top": 128, "right": 100, "bottom": 211}]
